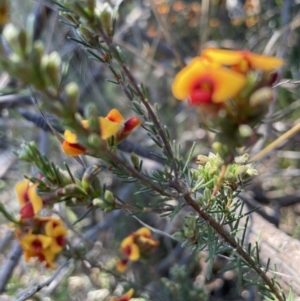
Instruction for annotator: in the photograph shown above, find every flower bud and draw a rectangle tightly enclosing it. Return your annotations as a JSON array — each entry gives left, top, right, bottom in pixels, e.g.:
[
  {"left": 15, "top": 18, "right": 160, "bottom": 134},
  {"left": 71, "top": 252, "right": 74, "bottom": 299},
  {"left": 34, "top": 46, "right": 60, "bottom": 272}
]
[
  {"left": 234, "top": 154, "right": 249, "bottom": 164},
  {"left": 249, "top": 87, "right": 273, "bottom": 108},
  {"left": 238, "top": 124, "right": 253, "bottom": 138},
  {"left": 85, "top": 103, "right": 99, "bottom": 134},
  {"left": 88, "top": 133, "right": 102, "bottom": 149},
  {"left": 3, "top": 24, "right": 19, "bottom": 54},
  {"left": 41, "top": 51, "right": 61, "bottom": 88},
  {"left": 81, "top": 165, "right": 101, "bottom": 191},
  {"left": 93, "top": 198, "right": 106, "bottom": 208},
  {"left": 104, "top": 190, "right": 114, "bottom": 204},
  {"left": 65, "top": 82, "right": 79, "bottom": 113},
  {"left": 58, "top": 184, "right": 87, "bottom": 197},
  {"left": 195, "top": 155, "right": 209, "bottom": 165},
  {"left": 130, "top": 152, "right": 140, "bottom": 170},
  {"left": 99, "top": 3, "right": 112, "bottom": 35}
]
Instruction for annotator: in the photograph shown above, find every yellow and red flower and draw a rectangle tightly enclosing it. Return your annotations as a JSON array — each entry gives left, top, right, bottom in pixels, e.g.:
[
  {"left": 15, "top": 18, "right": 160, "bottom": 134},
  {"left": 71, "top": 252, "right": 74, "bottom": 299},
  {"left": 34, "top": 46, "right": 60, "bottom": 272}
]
[
  {"left": 45, "top": 219, "right": 67, "bottom": 254},
  {"left": 116, "top": 258, "right": 129, "bottom": 273},
  {"left": 14, "top": 216, "right": 67, "bottom": 269},
  {"left": 120, "top": 236, "right": 140, "bottom": 261},
  {"left": 62, "top": 109, "right": 141, "bottom": 156},
  {"left": 15, "top": 179, "right": 43, "bottom": 218},
  {"left": 172, "top": 58, "right": 246, "bottom": 105},
  {"left": 201, "top": 48, "right": 284, "bottom": 73},
  {"left": 20, "top": 234, "right": 52, "bottom": 253},
  {"left": 119, "top": 227, "right": 159, "bottom": 264},
  {"left": 111, "top": 288, "right": 134, "bottom": 301}
]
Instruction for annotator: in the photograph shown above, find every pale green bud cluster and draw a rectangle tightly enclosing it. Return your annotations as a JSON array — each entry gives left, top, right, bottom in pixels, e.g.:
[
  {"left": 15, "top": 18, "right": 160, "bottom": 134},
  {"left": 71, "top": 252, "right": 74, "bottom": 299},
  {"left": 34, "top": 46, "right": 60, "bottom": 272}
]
[{"left": 191, "top": 152, "right": 258, "bottom": 193}]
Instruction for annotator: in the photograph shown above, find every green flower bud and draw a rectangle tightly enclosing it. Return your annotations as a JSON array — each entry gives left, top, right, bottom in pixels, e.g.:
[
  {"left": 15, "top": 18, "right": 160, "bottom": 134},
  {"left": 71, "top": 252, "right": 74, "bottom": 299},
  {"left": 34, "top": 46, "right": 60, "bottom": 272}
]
[
  {"left": 17, "top": 29, "right": 27, "bottom": 57},
  {"left": 238, "top": 124, "right": 253, "bottom": 138},
  {"left": 196, "top": 155, "right": 209, "bottom": 166},
  {"left": 249, "top": 87, "right": 273, "bottom": 108},
  {"left": 32, "top": 41, "right": 44, "bottom": 62},
  {"left": 58, "top": 183, "right": 88, "bottom": 197},
  {"left": 41, "top": 51, "right": 61, "bottom": 88},
  {"left": 3, "top": 23, "right": 19, "bottom": 53},
  {"left": 88, "top": 133, "right": 102, "bottom": 149},
  {"left": 93, "top": 198, "right": 106, "bottom": 208},
  {"left": 99, "top": 3, "right": 112, "bottom": 35},
  {"left": 81, "top": 165, "right": 101, "bottom": 191},
  {"left": 104, "top": 190, "right": 114, "bottom": 204},
  {"left": 65, "top": 82, "right": 79, "bottom": 113},
  {"left": 234, "top": 153, "right": 249, "bottom": 164},
  {"left": 130, "top": 152, "right": 140, "bottom": 170},
  {"left": 85, "top": 103, "right": 99, "bottom": 134}
]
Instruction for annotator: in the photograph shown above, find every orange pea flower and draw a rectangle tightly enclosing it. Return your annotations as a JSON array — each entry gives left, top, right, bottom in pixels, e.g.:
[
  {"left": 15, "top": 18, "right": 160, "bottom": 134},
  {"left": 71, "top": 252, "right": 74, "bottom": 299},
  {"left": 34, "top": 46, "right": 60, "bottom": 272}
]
[
  {"left": 45, "top": 220, "right": 67, "bottom": 254},
  {"left": 20, "top": 234, "right": 52, "bottom": 253},
  {"left": 172, "top": 58, "right": 246, "bottom": 105},
  {"left": 120, "top": 236, "right": 140, "bottom": 261},
  {"left": 111, "top": 288, "right": 134, "bottom": 301},
  {"left": 15, "top": 180, "right": 43, "bottom": 218},
  {"left": 201, "top": 48, "right": 284, "bottom": 73},
  {"left": 14, "top": 216, "right": 67, "bottom": 269},
  {"left": 62, "top": 109, "right": 141, "bottom": 156},
  {"left": 116, "top": 258, "right": 129, "bottom": 273},
  {"left": 106, "top": 109, "right": 141, "bottom": 142}
]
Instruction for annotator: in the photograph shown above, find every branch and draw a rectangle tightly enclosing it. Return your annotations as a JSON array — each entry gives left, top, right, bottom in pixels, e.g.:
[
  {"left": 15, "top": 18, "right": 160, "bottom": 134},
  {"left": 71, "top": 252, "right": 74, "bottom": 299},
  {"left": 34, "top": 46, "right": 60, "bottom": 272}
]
[
  {"left": 0, "top": 242, "right": 22, "bottom": 293},
  {"left": 15, "top": 260, "right": 71, "bottom": 301},
  {"left": 182, "top": 192, "right": 285, "bottom": 301}
]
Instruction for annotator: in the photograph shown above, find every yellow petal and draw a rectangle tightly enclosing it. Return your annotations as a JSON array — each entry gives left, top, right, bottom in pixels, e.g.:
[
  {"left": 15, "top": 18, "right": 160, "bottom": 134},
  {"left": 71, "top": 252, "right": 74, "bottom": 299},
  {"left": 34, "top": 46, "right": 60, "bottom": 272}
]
[
  {"left": 15, "top": 179, "right": 30, "bottom": 207},
  {"left": 134, "top": 227, "right": 151, "bottom": 238},
  {"left": 99, "top": 117, "right": 121, "bottom": 140},
  {"left": 121, "top": 288, "right": 135, "bottom": 300},
  {"left": 39, "top": 248, "right": 57, "bottom": 269},
  {"left": 128, "top": 243, "right": 140, "bottom": 261},
  {"left": 172, "top": 59, "right": 207, "bottom": 100},
  {"left": 62, "top": 141, "right": 86, "bottom": 156},
  {"left": 28, "top": 183, "right": 43, "bottom": 215},
  {"left": 120, "top": 236, "right": 140, "bottom": 261},
  {"left": 63, "top": 129, "right": 78, "bottom": 143},
  {"left": 45, "top": 218, "right": 64, "bottom": 236},
  {"left": 212, "top": 68, "right": 246, "bottom": 102},
  {"left": 81, "top": 119, "right": 89, "bottom": 129},
  {"left": 116, "top": 259, "right": 128, "bottom": 273},
  {"left": 106, "top": 109, "right": 125, "bottom": 123},
  {"left": 248, "top": 52, "right": 284, "bottom": 71},
  {"left": 201, "top": 48, "right": 243, "bottom": 65},
  {"left": 21, "top": 234, "right": 52, "bottom": 251},
  {"left": 120, "top": 236, "right": 134, "bottom": 249}
]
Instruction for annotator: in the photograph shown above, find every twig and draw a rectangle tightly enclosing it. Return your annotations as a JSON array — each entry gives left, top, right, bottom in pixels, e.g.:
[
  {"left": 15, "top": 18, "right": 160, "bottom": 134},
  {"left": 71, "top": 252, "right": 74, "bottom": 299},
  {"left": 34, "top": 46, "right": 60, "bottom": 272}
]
[
  {"left": 250, "top": 122, "right": 300, "bottom": 162},
  {"left": 0, "top": 242, "right": 23, "bottom": 293},
  {"left": 182, "top": 192, "right": 285, "bottom": 301},
  {"left": 104, "top": 147, "right": 180, "bottom": 199},
  {"left": 15, "top": 260, "right": 72, "bottom": 301}
]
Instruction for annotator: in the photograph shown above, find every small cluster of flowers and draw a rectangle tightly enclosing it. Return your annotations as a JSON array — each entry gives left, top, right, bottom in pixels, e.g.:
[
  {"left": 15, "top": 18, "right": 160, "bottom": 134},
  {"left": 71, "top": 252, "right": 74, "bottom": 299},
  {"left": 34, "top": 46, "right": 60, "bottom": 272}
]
[
  {"left": 62, "top": 108, "right": 141, "bottom": 156},
  {"left": 116, "top": 227, "right": 159, "bottom": 273},
  {"left": 15, "top": 216, "right": 67, "bottom": 269},
  {"left": 172, "top": 48, "right": 283, "bottom": 123},
  {"left": 14, "top": 179, "right": 67, "bottom": 269}
]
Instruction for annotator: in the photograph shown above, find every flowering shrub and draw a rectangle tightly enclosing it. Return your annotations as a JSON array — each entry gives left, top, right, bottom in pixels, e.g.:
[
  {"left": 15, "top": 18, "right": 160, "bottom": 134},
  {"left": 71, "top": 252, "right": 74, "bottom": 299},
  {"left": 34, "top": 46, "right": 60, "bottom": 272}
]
[{"left": 0, "top": 1, "right": 298, "bottom": 301}]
